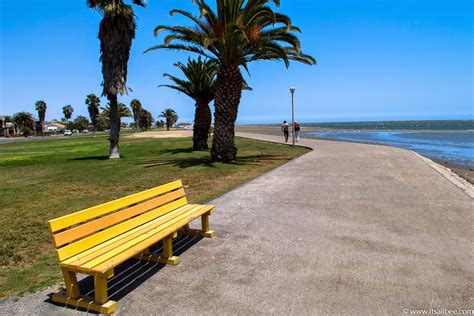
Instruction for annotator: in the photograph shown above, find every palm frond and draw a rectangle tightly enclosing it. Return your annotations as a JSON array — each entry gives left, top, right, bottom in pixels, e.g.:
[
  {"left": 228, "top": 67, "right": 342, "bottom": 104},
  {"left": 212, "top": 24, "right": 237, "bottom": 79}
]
[{"left": 146, "top": 0, "right": 315, "bottom": 69}]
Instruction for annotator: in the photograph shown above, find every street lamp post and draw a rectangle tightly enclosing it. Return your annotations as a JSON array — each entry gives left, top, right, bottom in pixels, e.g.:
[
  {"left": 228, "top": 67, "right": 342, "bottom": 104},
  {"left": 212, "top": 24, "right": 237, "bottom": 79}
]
[{"left": 290, "top": 87, "right": 296, "bottom": 146}]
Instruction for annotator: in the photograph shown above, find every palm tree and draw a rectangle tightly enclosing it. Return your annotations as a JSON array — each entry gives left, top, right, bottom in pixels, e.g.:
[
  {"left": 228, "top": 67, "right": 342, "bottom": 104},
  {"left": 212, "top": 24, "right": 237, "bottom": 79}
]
[
  {"left": 159, "top": 108, "right": 178, "bottom": 131},
  {"left": 146, "top": 0, "right": 315, "bottom": 161},
  {"left": 161, "top": 57, "right": 251, "bottom": 150},
  {"left": 86, "top": 94, "right": 101, "bottom": 136},
  {"left": 130, "top": 99, "right": 142, "bottom": 132},
  {"left": 62, "top": 105, "right": 74, "bottom": 124},
  {"left": 35, "top": 100, "right": 47, "bottom": 134},
  {"left": 156, "top": 119, "right": 165, "bottom": 128},
  {"left": 13, "top": 112, "right": 34, "bottom": 136},
  {"left": 96, "top": 113, "right": 110, "bottom": 131},
  {"left": 87, "top": 0, "right": 146, "bottom": 159},
  {"left": 160, "top": 57, "right": 217, "bottom": 150},
  {"left": 101, "top": 102, "right": 132, "bottom": 118},
  {"left": 138, "top": 109, "right": 154, "bottom": 130}
]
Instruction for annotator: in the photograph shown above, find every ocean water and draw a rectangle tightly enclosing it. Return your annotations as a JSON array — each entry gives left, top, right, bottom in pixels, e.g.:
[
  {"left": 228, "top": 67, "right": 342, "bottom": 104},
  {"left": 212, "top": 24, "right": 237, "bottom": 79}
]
[
  {"left": 306, "top": 130, "right": 474, "bottom": 169},
  {"left": 302, "top": 120, "right": 474, "bottom": 131}
]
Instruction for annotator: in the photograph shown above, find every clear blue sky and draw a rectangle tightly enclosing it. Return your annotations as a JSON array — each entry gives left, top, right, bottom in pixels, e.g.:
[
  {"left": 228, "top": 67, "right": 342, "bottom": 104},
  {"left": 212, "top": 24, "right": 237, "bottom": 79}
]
[{"left": 0, "top": 0, "right": 472, "bottom": 123}]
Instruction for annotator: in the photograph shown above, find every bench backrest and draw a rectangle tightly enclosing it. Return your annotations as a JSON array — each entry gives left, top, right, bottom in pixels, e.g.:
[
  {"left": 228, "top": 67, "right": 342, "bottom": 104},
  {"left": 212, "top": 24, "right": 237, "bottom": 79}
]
[{"left": 48, "top": 180, "right": 187, "bottom": 262}]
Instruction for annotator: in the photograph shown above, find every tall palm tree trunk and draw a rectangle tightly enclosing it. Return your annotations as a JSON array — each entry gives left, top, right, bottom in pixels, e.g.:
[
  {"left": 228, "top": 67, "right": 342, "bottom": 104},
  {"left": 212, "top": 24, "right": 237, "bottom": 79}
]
[
  {"left": 39, "top": 112, "right": 45, "bottom": 136},
  {"left": 211, "top": 66, "right": 243, "bottom": 162},
  {"left": 108, "top": 94, "right": 121, "bottom": 158},
  {"left": 193, "top": 102, "right": 211, "bottom": 151}
]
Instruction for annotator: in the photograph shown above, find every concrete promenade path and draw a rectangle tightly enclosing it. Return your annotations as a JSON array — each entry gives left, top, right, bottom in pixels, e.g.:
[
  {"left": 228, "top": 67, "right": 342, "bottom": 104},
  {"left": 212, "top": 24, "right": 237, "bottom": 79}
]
[{"left": 1, "top": 133, "right": 472, "bottom": 315}]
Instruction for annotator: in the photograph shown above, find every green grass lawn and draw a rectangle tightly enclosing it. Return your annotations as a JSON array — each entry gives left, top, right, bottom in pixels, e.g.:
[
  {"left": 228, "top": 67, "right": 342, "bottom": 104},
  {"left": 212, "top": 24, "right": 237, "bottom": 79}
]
[{"left": 0, "top": 134, "right": 309, "bottom": 297}]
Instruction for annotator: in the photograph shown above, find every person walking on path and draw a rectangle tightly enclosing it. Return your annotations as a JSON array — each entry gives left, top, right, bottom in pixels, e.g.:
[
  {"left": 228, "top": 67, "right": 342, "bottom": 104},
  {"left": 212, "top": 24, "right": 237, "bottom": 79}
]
[
  {"left": 281, "top": 121, "right": 290, "bottom": 142},
  {"left": 294, "top": 121, "right": 301, "bottom": 142}
]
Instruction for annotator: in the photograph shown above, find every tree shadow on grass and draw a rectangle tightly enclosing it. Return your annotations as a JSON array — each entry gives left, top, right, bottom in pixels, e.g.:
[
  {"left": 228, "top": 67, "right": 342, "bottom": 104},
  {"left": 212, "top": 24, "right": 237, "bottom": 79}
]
[
  {"left": 138, "top": 156, "right": 216, "bottom": 169},
  {"left": 153, "top": 147, "right": 196, "bottom": 155},
  {"left": 137, "top": 154, "right": 286, "bottom": 169},
  {"left": 45, "top": 235, "right": 202, "bottom": 314},
  {"left": 69, "top": 156, "right": 110, "bottom": 161}
]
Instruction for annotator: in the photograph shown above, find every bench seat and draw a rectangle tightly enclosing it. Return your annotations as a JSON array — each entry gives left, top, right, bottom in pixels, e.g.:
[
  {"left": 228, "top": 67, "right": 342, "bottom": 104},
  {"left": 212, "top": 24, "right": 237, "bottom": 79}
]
[
  {"left": 48, "top": 180, "right": 216, "bottom": 314},
  {"left": 61, "top": 204, "right": 214, "bottom": 274}
]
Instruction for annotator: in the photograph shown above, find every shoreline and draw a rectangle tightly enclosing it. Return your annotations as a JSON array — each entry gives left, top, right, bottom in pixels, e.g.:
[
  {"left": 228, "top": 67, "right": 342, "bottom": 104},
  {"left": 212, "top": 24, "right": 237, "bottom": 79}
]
[
  {"left": 412, "top": 152, "right": 474, "bottom": 197},
  {"left": 238, "top": 121, "right": 474, "bottom": 133},
  {"left": 235, "top": 125, "right": 474, "bottom": 184}
]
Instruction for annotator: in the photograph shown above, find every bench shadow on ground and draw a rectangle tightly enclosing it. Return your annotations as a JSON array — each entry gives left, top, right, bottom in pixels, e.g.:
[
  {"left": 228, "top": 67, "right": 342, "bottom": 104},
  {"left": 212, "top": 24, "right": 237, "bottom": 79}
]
[
  {"left": 138, "top": 154, "right": 285, "bottom": 169},
  {"left": 44, "top": 235, "right": 203, "bottom": 314}
]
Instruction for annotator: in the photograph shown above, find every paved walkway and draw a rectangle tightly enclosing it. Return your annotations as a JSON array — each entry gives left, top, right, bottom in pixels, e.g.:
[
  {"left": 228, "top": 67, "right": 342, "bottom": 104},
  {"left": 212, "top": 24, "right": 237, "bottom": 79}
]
[{"left": 2, "top": 133, "right": 472, "bottom": 315}]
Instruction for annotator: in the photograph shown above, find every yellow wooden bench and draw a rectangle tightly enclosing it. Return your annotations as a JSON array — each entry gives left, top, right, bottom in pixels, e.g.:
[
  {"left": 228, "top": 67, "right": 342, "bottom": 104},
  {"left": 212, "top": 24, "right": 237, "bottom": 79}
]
[{"left": 48, "top": 180, "right": 215, "bottom": 314}]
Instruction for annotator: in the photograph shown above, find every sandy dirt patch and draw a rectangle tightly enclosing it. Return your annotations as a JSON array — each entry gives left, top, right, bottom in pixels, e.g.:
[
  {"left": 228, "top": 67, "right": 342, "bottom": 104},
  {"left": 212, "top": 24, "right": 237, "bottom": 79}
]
[{"left": 125, "top": 130, "right": 193, "bottom": 139}]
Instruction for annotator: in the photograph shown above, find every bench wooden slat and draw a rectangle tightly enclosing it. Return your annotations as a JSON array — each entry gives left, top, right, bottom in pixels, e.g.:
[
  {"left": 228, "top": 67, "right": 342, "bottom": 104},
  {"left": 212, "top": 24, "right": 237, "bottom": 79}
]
[
  {"left": 89, "top": 205, "right": 214, "bottom": 273},
  {"left": 56, "top": 197, "right": 188, "bottom": 261},
  {"left": 48, "top": 180, "right": 183, "bottom": 233},
  {"left": 81, "top": 205, "right": 210, "bottom": 270},
  {"left": 52, "top": 188, "right": 186, "bottom": 247},
  {"left": 62, "top": 204, "right": 200, "bottom": 268},
  {"left": 60, "top": 204, "right": 197, "bottom": 266}
]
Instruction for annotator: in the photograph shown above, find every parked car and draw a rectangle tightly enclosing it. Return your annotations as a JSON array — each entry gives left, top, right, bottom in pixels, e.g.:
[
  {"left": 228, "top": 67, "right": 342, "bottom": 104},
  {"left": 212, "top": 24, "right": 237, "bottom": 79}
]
[
  {"left": 64, "top": 130, "right": 73, "bottom": 136},
  {"left": 82, "top": 129, "right": 89, "bottom": 133},
  {"left": 72, "top": 129, "right": 80, "bottom": 134}
]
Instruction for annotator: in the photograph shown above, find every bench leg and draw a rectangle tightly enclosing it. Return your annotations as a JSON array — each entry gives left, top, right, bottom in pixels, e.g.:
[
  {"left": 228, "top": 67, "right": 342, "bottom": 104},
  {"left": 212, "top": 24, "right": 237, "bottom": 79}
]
[
  {"left": 94, "top": 274, "right": 109, "bottom": 305},
  {"left": 179, "top": 211, "right": 216, "bottom": 238},
  {"left": 61, "top": 267, "right": 80, "bottom": 299},
  {"left": 159, "top": 233, "right": 181, "bottom": 265},
  {"left": 133, "top": 232, "right": 181, "bottom": 266},
  {"left": 51, "top": 269, "right": 117, "bottom": 315}
]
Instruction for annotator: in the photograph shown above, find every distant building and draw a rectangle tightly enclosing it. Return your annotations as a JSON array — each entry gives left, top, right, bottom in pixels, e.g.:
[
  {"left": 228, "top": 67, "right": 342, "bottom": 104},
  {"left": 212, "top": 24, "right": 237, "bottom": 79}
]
[{"left": 44, "top": 122, "right": 66, "bottom": 133}]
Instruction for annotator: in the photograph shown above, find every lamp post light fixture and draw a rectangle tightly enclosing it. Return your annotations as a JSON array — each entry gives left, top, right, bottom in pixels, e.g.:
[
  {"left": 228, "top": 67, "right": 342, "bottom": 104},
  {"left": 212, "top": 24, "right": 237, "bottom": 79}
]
[{"left": 290, "top": 87, "right": 296, "bottom": 146}]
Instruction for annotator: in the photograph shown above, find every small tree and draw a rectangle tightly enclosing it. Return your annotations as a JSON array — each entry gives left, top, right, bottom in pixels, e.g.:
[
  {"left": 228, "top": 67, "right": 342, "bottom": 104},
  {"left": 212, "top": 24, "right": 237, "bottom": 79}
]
[
  {"left": 62, "top": 105, "right": 74, "bottom": 124},
  {"left": 35, "top": 100, "right": 47, "bottom": 135},
  {"left": 86, "top": 94, "right": 101, "bottom": 136},
  {"left": 139, "top": 109, "right": 154, "bottom": 130},
  {"left": 13, "top": 112, "right": 34, "bottom": 136},
  {"left": 72, "top": 116, "right": 91, "bottom": 132},
  {"left": 130, "top": 99, "right": 142, "bottom": 132},
  {"left": 155, "top": 119, "right": 165, "bottom": 129},
  {"left": 159, "top": 108, "right": 178, "bottom": 131},
  {"left": 21, "top": 126, "right": 32, "bottom": 137}
]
